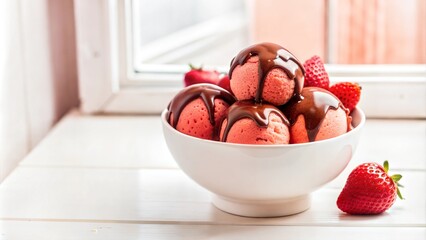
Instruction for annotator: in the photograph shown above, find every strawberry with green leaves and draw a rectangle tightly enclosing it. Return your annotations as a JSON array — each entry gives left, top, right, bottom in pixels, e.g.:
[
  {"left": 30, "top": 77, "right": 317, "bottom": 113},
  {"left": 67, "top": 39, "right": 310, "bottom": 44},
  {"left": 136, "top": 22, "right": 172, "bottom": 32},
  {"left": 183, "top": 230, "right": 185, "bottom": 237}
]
[{"left": 337, "top": 160, "right": 403, "bottom": 215}]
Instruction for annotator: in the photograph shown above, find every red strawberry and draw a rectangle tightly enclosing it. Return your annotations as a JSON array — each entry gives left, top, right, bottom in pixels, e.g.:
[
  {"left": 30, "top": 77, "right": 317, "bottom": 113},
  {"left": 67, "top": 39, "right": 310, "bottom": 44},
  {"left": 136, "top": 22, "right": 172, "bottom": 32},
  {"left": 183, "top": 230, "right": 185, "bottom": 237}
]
[
  {"left": 337, "top": 161, "right": 404, "bottom": 215},
  {"left": 329, "top": 82, "right": 361, "bottom": 112},
  {"left": 184, "top": 64, "right": 221, "bottom": 87},
  {"left": 218, "top": 75, "right": 232, "bottom": 93},
  {"left": 303, "top": 55, "right": 330, "bottom": 89}
]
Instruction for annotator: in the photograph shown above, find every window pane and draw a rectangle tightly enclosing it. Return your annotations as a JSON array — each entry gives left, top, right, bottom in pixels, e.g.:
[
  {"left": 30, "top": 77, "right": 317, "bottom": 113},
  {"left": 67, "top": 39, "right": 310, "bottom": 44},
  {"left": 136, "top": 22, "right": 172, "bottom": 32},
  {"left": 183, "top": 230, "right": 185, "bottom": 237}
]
[
  {"left": 132, "top": 0, "right": 249, "bottom": 68},
  {"left": 131, "top": 0, "right": 426, "bottom": 72}
]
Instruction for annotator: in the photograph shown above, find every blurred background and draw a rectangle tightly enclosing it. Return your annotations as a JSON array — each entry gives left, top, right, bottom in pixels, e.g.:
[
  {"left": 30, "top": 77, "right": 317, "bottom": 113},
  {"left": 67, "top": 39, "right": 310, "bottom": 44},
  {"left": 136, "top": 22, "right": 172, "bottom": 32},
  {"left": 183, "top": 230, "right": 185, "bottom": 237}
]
[
  {"left": 133, "top": 0, "right": 426, "bottom": 68},
  {"left": 0, "top": 0, "right": 425, "bottom": 181}
]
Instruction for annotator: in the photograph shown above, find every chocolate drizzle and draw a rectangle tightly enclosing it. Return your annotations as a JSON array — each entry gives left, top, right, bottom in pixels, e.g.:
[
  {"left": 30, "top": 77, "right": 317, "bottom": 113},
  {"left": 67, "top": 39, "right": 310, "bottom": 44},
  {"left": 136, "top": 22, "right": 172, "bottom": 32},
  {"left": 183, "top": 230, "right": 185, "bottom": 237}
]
[
  {"left": 219, "top": 101, "right": 289, "bottom": 142},
  {"left": 167, "top": 84, "right": 236, "bottom": 128},
  {"left": 281, "top": 87, "right": 349, "bottom": 142},
  {"left": 229, "top": 42, "right": 305, "bottom": 103}
]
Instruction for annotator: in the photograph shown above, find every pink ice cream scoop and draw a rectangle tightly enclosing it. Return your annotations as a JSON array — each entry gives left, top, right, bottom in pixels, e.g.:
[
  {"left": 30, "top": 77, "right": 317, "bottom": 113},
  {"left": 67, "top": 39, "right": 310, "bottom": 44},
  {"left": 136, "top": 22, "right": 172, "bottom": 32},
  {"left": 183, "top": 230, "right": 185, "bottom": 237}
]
[
  {"left": 280, "top": 87, "right": 351, "bottom": 143},
  {"left": 229, "top": 43, "right": 305, "bottom": 106},
  {"left": 167, "top": 84, "right": 236, "bottom": 140},
  {"left": 219, "top": 101, "right": 290, "bottom": 144}
]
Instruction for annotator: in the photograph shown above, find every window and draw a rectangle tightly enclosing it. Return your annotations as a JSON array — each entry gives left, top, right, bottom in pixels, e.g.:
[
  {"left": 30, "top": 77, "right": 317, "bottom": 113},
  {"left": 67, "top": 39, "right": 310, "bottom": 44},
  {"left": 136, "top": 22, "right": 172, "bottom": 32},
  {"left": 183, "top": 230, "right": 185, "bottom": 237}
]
[
  {"left": 132, "top": 0, "right": 249, "bottom": 68},
  {"left": 129, "top": 0, "right": 250, "bottom": 86},
  {"left": 74, "top": 0, "right": 426, "bottom": 117}
]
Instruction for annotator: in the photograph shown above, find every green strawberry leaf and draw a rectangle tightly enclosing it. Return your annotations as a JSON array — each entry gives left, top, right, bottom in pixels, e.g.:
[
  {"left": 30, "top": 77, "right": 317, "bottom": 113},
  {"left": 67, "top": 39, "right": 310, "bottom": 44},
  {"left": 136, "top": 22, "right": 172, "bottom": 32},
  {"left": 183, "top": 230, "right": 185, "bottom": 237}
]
[
  {"left": 397, "top": 187, "right": 404, "bottom": 200},
  {"left": 385, "top": 160, "right": 404, "bottom": 200},
  {"left": 391, "top": 174, "right": 402, "bottom": 182},
  {"left": 383, "top": 160, "right": 389, "bottom": 173}
]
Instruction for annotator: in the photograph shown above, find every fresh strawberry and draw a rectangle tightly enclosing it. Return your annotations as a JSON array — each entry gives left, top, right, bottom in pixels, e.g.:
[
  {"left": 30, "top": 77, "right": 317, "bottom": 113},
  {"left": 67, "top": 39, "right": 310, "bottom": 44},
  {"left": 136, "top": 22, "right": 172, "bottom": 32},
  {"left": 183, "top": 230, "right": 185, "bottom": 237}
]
[
  {"left": 303, "top": 55, "right": 330, "bottom": 89},
  {"left": 218, "top": 75, "right": 232, "bottom": 93},
  {"left": 337, "top": 161, "right": 404, "bottom": 215},
  {"left": 329, "top": 82, "right": 361, "bottom": 112},
  {"left": 184, "top": 64, "right": 221, "bottom": 87}
]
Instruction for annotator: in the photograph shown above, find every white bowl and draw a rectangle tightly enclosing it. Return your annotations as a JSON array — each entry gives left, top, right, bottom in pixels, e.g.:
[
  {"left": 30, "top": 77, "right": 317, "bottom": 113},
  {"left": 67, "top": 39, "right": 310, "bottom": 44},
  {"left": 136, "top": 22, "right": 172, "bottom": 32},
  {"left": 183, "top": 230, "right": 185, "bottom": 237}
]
[{"left": 161, "top": 108, "right": 365, "bottom": 217}]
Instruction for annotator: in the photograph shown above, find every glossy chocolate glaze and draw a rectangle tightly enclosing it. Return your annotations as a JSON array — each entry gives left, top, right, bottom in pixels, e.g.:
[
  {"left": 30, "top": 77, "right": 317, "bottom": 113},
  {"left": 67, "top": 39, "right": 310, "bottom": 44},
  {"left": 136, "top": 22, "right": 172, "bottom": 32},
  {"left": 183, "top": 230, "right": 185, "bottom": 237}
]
[
  {"left": 229, "top": 42, "right": 305, "bottom": 103},
  {"left": 219, "top": 101, "right": 289, "bottom": 142},
  {"left": 167, "top": 84, "right": 236, "bottom": 128},
  {"left": 280, "top": 87, "right": 350, "bottom": 142}
]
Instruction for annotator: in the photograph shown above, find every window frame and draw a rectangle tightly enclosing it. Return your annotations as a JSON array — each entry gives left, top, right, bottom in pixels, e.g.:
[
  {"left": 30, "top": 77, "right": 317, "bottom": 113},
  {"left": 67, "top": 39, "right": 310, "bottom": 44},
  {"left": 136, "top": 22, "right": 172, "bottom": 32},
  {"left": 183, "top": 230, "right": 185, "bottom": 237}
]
[{"left": 74, "top": 0, "right": 426, "bottom": 118}]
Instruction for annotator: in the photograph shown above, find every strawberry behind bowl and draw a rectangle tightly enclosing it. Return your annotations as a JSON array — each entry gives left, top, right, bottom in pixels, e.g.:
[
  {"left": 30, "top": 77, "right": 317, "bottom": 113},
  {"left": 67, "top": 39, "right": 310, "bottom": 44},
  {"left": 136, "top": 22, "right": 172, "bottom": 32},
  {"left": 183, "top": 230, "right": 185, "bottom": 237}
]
[
  {"left": 329, "top": 82, "right": 362, "bottom": 113},
  {"left": 218, "top": 75, "right": 232, "bottom": 93},
  {"left": 184, "top": 64, "right": 222, "bottom": 87},
  {"left": 303, "top": 55, "right": 330, "bottom": 89}
]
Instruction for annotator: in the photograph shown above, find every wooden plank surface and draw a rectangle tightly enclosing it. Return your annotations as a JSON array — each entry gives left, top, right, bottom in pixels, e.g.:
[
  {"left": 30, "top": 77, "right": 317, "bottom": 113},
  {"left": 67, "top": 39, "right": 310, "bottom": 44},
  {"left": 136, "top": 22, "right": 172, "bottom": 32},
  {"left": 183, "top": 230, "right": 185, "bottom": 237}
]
[
  {"left": 21, "top": 111, "right": 177, "bottom": 169},
  {"left": 2, "top": 112, "right": 425, "bottom": 239},
  {"left": 1, "top": 221, "right": 425, "bottom": 240},
  {"left": 0, "top": 167, "right": 423, "bottom": 227}
]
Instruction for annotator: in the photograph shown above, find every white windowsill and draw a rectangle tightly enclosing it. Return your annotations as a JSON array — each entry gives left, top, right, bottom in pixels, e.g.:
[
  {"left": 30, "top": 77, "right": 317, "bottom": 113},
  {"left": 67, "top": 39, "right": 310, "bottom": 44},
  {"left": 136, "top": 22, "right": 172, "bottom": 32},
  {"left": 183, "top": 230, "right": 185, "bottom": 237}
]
[{"left": 0, "top": 109, "right": 425, "bottom": 238}]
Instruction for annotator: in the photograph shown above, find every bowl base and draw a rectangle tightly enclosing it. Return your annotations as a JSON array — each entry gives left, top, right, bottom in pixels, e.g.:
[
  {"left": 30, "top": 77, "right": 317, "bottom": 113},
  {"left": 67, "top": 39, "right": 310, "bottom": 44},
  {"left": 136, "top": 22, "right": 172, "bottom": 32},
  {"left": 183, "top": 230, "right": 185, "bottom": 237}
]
[{"left": 212, "top": 194, "right": 311, "bottom": 217}]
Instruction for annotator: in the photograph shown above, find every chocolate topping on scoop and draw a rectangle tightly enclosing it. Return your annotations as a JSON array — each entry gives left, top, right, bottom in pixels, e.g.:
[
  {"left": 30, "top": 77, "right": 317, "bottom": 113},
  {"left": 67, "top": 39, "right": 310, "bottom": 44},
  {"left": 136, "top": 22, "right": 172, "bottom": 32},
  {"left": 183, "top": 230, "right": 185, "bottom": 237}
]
[
  {"left": 280, "top": 87, "right": 349, "bottom": 142},
  {"left": 219, "top": 101, "right": 289, "bottom": 142},
  {"left": 167, "top": 84, "right": 236, "bottom": 128},
  {"left": 229, "top": 42, "right": 305, "bottom": 103}
]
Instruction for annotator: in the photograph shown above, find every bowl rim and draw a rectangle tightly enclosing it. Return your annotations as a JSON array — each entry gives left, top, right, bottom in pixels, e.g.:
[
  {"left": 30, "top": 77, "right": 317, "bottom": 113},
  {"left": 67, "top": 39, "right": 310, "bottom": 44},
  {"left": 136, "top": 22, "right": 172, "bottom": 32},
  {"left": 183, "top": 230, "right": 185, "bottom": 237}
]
[{"left": 161, "top": 107, "right": 365, "bottom": 148}]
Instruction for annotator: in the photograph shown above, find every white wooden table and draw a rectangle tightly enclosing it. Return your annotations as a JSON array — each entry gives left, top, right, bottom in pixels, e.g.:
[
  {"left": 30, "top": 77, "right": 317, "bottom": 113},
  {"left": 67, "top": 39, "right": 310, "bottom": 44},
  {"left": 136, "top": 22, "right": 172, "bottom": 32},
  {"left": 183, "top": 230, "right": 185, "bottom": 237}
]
[{"left": 1, "top": 110, "right": 425, "bottom": 239}]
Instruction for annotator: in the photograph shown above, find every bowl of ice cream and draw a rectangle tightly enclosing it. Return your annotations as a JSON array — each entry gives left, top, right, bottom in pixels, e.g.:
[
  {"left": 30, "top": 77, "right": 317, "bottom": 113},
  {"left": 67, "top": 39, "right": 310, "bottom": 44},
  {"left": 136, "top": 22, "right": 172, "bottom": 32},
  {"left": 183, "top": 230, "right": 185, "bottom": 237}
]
[
  {"left": 161, "top": 42, "right": 366, "bottom": 217},
  {"left": 162, "top": 106, "right": 364, "bottom": 217}
]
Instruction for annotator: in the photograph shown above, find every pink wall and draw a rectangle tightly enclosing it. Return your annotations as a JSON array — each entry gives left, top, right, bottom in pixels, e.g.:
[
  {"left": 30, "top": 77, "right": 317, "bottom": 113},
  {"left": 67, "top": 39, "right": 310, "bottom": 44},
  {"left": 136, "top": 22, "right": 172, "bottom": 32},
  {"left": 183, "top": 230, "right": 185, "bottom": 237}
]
[
  {"left": 252, "top": 0, "right": 426, "bottom": 64},
  {"left": 252, "top": 0, "right": 326, "bottom": 63},
  {"left": 335, "top": 0, "right": 426, "bottom": 64}
]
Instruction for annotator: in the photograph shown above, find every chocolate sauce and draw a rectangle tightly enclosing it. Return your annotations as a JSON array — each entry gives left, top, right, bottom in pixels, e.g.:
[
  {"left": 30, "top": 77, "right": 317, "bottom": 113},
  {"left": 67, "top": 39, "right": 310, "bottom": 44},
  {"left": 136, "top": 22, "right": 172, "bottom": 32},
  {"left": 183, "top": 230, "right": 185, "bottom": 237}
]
[
  {"left": 280, "top": 87, "right": 349, "bottom": 142},
  {"left": 219, "top": 101, "right": 289, "bottom": 142},
  {"left": 229, "top": 42, "right": 305, "bottom": 103},
  {"left": 167, "top": 84, "right": 236, "bottom": 128}
]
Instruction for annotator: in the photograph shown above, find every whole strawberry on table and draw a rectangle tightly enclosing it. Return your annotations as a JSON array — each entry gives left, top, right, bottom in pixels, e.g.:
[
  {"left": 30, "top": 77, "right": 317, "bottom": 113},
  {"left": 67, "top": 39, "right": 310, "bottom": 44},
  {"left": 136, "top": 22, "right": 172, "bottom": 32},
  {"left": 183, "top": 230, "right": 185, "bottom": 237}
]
[{"left": 337, "top": 160, "right": 404, "bottom": 215}]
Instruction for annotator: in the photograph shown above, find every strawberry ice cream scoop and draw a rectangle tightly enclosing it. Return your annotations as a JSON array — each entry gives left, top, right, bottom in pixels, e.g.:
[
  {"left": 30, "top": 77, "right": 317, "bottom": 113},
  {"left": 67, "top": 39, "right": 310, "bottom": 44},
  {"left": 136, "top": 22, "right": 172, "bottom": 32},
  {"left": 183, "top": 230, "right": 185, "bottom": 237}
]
[
  {"left": 280, "top": 87, "right": 351, "bottom": 143},
  {"left": 219, "top": 101, "right": 290, "bottom": 144},
  {"left": 229, "top": 43, "right": 305, "bottom": 105},
  {"left": 167, "top": 84, "right": 236, "bottom": 140}
]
